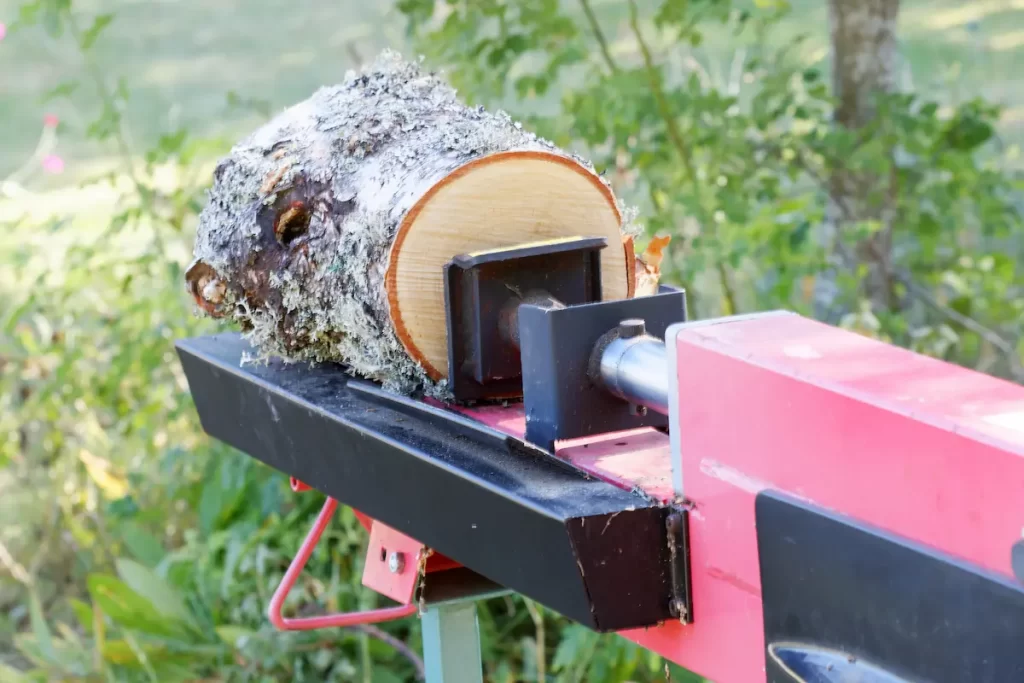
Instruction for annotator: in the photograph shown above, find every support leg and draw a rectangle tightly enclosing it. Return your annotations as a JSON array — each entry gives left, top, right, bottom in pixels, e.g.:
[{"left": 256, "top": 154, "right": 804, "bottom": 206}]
[{"left": 422, "top": 602, "right": 483, "bottom": 683}]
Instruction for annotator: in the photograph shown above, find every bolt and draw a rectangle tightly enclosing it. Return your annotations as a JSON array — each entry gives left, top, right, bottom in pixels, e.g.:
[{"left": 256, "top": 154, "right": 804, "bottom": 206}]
[
  {"left": 388, "top": 551, "right": 405, "bottom": 574},
  {"left": 617, "top": 318, "right": 646, "bottom": 339},
  {"left": 628, "top": 403, "right": 648, "bottom": 417}
]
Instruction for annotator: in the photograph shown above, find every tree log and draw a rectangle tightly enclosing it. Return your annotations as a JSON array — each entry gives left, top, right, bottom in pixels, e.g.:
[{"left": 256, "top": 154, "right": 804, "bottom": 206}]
[{"left": 187, "top": 51, "right": 638, "bottom": 397}]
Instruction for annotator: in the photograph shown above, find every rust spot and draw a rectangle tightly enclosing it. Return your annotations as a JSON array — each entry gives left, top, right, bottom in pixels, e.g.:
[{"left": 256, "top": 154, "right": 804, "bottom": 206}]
[{"left": 260, "top": 163, "right": 292, "bottom": 196}]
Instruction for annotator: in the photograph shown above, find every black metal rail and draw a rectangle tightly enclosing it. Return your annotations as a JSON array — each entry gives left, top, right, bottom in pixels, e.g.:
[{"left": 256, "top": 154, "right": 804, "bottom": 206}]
[{"left": 176, "top": 333, "right": 678, "bottom": 631}]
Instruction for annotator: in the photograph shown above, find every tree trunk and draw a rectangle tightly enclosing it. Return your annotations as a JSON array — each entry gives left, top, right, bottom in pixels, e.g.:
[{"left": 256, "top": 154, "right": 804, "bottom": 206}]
[
  {"left": 819, "top": 0, "right": 900, "bottom": 314},
  {"left": 186, "top": 51, "right": 636, "bottom": 397}
]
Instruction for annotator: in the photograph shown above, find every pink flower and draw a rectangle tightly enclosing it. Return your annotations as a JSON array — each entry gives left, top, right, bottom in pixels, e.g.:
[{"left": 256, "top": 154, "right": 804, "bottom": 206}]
[
  {"left": 43, "top": 114, "right": 59, "bottom": 128},
  {"left": 42, "top": 155, "right": 65, "bottom": 174},
  {"left": 0, "top": 23, "right": 7, "bottom": 42}
]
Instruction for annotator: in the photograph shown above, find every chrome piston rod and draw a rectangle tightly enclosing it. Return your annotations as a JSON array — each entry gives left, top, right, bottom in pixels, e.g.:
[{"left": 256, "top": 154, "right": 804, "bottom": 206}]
[{"left": 594, "top": 319, "right": 670, "bottom": 415}]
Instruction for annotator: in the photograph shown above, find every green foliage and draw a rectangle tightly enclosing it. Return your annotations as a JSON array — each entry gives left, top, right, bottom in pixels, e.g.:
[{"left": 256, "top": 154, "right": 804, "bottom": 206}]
[
  {"left": 3, "top": 0, "right": 1024, "bottom": 681},
  {"left": 1, "top": 4, "right": 681, "bottom": 675},
  {"left": 399, "top": 0, "right": 1024, "bottom": 378},
  {"left": 3, "top": 1, "right": 418, "bottom": 679}
]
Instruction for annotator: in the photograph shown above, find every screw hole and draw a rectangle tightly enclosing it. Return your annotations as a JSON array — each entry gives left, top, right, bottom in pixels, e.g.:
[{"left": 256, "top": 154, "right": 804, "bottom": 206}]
[
  {"left": 615, "top": 441, "right": 628, "bottom": 446},
  {"left": 380, "top": 547, "right": 387, "bottom": 562}
]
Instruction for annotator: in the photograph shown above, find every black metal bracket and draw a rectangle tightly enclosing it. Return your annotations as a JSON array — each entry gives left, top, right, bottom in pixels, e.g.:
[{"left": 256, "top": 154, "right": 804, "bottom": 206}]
[
  {"left": 666, "top": 508, "right": 693, "bottom": 624},
  {"left": 518, "top": 287, "right": 687, "bottom": 450},
  {"left": 443, "top": 236, "right": 606, "bottom": 401},
  {"left": 175, "top": 334, "right": 677, "bottom": 632},
  {"left": 441, "top": 236, "right": 687, "bottom": 449}
]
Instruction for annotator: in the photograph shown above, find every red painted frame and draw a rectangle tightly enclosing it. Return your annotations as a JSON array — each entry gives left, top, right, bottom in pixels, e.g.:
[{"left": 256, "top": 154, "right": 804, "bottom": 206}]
[
  {"left": 464, "top": 313, "right": 1024, "bottom": 682},
  {"left": 268, "top": 479, "right": 460, "bottom": 632}
]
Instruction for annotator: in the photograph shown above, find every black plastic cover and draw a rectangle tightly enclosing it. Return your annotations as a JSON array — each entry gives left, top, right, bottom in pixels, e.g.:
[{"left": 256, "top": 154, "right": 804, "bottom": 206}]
[{"left": 757, "top": 491, "right": 1024, "bottom": 682}]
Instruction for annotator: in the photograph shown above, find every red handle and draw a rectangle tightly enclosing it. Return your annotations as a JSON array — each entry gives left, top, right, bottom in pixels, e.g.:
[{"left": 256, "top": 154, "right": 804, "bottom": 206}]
[{"left": 268, "top": 496, "right": 417, "bottom": 630}]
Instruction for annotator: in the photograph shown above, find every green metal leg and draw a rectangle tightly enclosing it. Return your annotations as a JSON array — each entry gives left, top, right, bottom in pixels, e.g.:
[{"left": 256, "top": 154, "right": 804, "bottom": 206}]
[{"left": 422, "top": 601, "right": 483, "bottom": 683}]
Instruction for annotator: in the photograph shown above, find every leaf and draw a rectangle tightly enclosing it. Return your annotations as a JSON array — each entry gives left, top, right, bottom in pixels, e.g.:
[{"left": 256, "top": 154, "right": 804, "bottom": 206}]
[
  {"left": 2, "top": 293, "right": 36, "bottom": 335},
  {"left": 81, "top": 13, "right": 114, "bottom": 50},
  {"left": 101, "top": 639, "right": 146, "bottom": 665},
  {"left": 93, "top": 599, "right": 106, "bottom": 674},
  {"left": 100, "top": 639, "right": 179, "bottom": 666},
  {"left": 78, "top": 449, "right": 129, "bottom": 499},
  {"left": 68, "top": 599, "right": 94, "bottom": 635},
  {"left": 119, "top": 521, "right": 165, "bottom": 567},
  {"left": 106, "top": 495, "right": 140, "bottom": 519},
  {"left": 215, "top": 626, "right": 254, "bottom": 648},
  {"left": 198, "top": 474, "right": 224, "bottom": 535},
  {"left": 115, "top": 559, "right": 196, "bottom": 631},
  {"left": 146, "top": 129, "right": 189, "bottom": 165},
  {"left": 41, "top": 3, "right": 63, "bottom": 37},
  {"left": 41, "top": 80, "right": 78, "bottom": 102},
  {"left": 16, "top": 1, "right": 43, "bottom": 27},
  {"left": 370, "top": 668, "right": 406, "bottom": 683},
  {"left": 0, "top": 662, "right": 29, "bottom": 683},
  {"left": 28, "top": 589, "right": 54, "bottom": 663},
  {"left": 87, "top": 574, "right": 183, "bottom": 638}
]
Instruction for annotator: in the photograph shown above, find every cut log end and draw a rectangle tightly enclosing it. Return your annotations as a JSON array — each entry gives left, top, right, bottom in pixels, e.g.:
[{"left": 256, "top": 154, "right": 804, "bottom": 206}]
[{"left": 385, "top": 150, "right": 631, "bottom": 380}]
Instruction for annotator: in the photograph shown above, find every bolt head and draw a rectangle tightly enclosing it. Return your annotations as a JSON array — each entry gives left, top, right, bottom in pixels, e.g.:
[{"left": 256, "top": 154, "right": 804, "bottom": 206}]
[
  {"left": 388, "top": 551, "right": 405, "bottom": 574},
  {"left": 617, "top": 318, "right": 646, "bottom": 339}
]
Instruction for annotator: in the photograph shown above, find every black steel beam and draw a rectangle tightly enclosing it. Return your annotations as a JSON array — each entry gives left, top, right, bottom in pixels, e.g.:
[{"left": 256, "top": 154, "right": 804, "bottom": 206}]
[{"left": 175, "top": 333, "right": 674, "bottom": 631}]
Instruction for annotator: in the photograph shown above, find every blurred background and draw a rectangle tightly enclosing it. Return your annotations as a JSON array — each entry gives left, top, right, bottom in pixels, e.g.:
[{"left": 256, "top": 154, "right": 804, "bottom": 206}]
[{"left": 1, "top": 0, "right": 1022, "bottom": 680}]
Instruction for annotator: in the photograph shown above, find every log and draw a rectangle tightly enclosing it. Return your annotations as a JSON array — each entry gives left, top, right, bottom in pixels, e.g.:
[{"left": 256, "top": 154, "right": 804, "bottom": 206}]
[{"left": 186, "top": 50, "right": 640, "bottom": 397}]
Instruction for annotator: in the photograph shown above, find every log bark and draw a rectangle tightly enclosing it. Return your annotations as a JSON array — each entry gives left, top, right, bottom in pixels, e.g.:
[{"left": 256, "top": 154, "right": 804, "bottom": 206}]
[{"left": 187, "top": 51, "right": 637, "bottom": 397}]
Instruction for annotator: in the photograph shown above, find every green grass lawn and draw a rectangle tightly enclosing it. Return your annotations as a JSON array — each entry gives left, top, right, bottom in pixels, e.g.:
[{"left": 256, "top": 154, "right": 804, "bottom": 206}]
[
  {"left": 2, "top": 0, "right": 1023, "bottom": 188},
  {"left": 0, "top": 0, "right": 409, "bottom": 182}
]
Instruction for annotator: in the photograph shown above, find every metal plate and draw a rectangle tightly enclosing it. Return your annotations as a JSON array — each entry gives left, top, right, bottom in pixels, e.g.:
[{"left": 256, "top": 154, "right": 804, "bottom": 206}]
[
  {"left": 362, "top": 520, "right": 425, "bottom": 605},
  {"left": 518, "top": 288, "right": 687, "bottom": 450},
  {"left": 444, "top": 236, "right": 605, "bottom": 401}
]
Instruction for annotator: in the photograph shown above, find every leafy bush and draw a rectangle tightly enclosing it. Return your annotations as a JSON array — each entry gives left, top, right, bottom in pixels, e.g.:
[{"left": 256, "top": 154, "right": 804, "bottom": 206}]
[
  {"left": 2, "top": 0, "right": 1022, "bottom": 681},
  {"left": 397, "top": 0, "right": 1024, "bottom": 377}
]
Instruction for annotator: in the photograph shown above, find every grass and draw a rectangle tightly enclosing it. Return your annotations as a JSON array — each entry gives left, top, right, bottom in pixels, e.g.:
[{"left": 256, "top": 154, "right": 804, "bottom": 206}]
[
  {"left": 0, "top": 0, "right": 410, "bottom": 181},
  {"left": 3, "top": 0, "right": 1024, "bottom": 188}
]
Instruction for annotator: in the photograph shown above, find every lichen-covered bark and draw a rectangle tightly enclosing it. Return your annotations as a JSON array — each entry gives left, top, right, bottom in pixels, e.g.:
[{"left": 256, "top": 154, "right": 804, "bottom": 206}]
[{"left": 187, "top": 50, "right": 636, "bottom": 397}]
